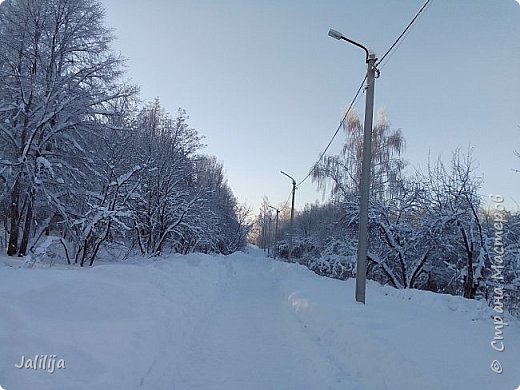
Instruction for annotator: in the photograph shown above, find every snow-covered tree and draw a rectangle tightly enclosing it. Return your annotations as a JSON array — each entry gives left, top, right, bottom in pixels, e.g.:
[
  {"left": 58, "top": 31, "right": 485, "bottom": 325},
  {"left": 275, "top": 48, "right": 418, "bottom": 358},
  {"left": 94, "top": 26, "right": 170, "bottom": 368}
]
[
  {"left": 311, "top": 109, "right": 406, "bottom": 204},
  {"left": 418, "top": 150, "right": 486, "bottom": 298},
  {"left": 0, "top": 0, "right": 134, "bottom": 257},
  {"left": 191, "top": 155, "right": 251, "bottom": 254},
  {"left": 128, "top": 100, "right": 203, "bottom": 256}
]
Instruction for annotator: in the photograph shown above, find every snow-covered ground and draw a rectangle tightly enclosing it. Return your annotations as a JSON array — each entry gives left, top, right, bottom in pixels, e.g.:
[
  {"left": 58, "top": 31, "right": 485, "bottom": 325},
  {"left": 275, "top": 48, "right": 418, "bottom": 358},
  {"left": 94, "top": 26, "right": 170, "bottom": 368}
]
[{"left": 0, "top": 247, "right": 519, "bottom": 390}]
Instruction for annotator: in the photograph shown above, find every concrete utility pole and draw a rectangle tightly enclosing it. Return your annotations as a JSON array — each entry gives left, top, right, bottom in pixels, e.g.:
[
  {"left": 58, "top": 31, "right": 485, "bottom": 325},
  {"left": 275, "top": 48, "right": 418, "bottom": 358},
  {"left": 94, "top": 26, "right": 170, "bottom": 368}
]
[
  {"left": 280, "top": 171, "right": 296, "bottom": 261},
  {"left": 356, "top": 52, "right": 377, "bottom": 304},
  {"left": 267, "top": 216, "right": 272, "bottom": 257},
  {"left": 268, "top": 206, "right": 280, "bottom": 258},
  {"left": 261, "top": 214, "right": 266, "bottom": 252},
  {"left": 328, "top": 29, "right": 378, "bottom": 304}
]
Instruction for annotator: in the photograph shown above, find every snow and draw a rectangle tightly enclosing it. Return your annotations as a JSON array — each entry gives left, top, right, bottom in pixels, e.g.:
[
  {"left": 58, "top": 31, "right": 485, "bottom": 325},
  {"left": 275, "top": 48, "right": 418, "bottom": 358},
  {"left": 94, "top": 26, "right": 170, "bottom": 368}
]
[
  {"left": 36, "top": 156, "right": 54, "bottom": 174},
  {"left": 0, "top": 247, "right": 519, "bottom": 390},
  {"left": 109, "top": 165, "right": 141, "bottom": 187}
]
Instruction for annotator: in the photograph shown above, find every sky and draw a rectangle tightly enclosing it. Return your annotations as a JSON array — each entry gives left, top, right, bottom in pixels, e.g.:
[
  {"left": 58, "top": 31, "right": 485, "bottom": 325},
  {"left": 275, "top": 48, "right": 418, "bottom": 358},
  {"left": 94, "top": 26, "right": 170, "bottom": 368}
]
[{"left": 100, "top": 0, "right": 520, "bottom": 215}]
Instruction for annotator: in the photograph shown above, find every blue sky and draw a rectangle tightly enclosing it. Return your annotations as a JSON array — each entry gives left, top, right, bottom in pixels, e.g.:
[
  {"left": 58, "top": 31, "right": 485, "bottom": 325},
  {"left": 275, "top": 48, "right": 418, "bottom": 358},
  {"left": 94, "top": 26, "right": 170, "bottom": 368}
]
[{"left": 101, "top": 0, "right": 520, "bottom": 214}]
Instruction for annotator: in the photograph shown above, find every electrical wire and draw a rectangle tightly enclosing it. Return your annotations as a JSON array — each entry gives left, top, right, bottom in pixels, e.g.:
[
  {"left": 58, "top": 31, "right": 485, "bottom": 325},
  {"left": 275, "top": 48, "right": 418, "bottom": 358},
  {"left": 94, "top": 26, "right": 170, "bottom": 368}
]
[
  {"left": 296, "top": 74, "right": 367, "bottom": 187},
  {"left": 376, "top": 0, "right": 432, "bottom": 68},
  {"left": 378, "top": 6, "right": 431, "bottom": 71},
  {"left": 288, "top": 0, "right": 432, "bottom": 195},
  {"left": 281, "top": 189, "right": 293, "bottom": 211}
]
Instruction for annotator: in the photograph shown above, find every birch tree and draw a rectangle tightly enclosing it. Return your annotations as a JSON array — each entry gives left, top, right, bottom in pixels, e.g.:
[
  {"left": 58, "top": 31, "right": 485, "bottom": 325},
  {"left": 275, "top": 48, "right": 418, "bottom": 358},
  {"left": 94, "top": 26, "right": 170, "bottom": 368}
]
[{"left": 311, "top": 109, "right": 406, "bottom": 203}]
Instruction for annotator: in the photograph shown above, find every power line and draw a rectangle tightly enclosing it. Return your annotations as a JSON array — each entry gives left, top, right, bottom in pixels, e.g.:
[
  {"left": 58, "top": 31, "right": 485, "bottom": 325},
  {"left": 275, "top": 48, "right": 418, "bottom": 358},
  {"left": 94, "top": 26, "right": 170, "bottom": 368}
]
[
  {"left": 378, "top": 5, "right": 431, "bottom": 71},
  {"left": 376, "top": 0, "right": 432, "bottom": 68},
  {"left": 297, "top": 74, "right": 367, "bottom": 187},
  {"left": 290, "top": 0, "right": 432, "bottom": 193},
  {"left": 281, "top": 189, "right": 293, "bottom": 211}
]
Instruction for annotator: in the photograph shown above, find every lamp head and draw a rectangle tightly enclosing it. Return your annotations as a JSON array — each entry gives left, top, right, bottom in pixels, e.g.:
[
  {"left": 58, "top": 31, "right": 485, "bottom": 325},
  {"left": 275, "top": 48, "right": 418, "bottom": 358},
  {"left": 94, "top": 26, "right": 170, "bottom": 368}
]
[{"left": 328, "top": 29, "right": 343, "bottom": 40}]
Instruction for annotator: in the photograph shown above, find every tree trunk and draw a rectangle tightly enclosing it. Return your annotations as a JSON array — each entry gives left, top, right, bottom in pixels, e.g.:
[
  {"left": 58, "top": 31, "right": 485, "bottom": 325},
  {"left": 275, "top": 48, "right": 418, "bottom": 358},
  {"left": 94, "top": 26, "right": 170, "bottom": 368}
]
[
  {"left": 18, "top": 193, "right": 34, "bottom": 256},
  {"left": 459, "top": 224, "right": 476, "bottom": 299},
  {"left": 7, "top": 182, "right": 20, "bottom": 256},
  {"left": 463, "top": 257, "right": 475, "bottom": 299}
]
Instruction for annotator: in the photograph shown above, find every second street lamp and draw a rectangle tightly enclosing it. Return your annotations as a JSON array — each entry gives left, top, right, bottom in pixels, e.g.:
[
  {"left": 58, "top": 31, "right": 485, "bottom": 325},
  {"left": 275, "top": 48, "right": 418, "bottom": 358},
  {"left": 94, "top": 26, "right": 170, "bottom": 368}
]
[
  {"left": 268, "top": 205, "right": 280, "bottom": 258},
  {"left": 328, "top": 28, "right": 378, "bottom": 304},
  {"left": 280, "top": 170, "right": 296, "bottom": 261}
]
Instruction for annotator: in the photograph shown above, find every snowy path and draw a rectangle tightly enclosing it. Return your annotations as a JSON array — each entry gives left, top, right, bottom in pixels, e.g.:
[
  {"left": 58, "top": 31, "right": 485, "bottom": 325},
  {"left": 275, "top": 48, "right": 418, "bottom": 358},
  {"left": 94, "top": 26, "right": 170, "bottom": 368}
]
[
  {"left": 1, "top": 248, "right": 519, "bottom": 390},
  {"left": 144, "top": 256, "right": 361, "bottom": 390}
]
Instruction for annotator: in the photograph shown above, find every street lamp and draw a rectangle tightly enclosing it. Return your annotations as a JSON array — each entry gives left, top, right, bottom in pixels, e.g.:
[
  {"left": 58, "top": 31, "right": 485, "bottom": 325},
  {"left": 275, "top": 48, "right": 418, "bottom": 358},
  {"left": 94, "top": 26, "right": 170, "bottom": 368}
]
[
  {"left": 328, "top": 28, "right": 378, "bottom": 304},
  {"left": 280, "top": 170, "right": 296, "bottom": 261},
  {"left": 268, "top": 205, "right": 280, "bottom": 258},
  {"left": 328, "top": 29, "right": 369, "bottom": 61}
]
